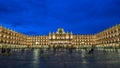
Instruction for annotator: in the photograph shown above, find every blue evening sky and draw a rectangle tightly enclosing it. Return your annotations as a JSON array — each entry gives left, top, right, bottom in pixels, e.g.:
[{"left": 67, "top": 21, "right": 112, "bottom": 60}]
[{"left": 0, "top": 0, "right": 120, "bottom": 35}]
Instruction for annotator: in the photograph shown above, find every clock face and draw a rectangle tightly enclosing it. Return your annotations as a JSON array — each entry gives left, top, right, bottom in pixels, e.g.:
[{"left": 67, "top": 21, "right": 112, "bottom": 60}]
[
  {"left": 57, "top": 28, "right": 64, "bottom": 34},
  {"left": 59, "top": 29, "right": 63, "bottom": 34}
]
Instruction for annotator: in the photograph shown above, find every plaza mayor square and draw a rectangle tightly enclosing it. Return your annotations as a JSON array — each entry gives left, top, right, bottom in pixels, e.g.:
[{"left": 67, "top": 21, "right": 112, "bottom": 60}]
[{"left": 0, "top": 0, "right": 120, "bottom": 68}]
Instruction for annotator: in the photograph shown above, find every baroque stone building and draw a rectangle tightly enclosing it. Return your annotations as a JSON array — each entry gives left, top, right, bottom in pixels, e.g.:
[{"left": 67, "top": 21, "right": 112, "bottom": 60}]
[{"left": 0, "top": 24, "right": 120, "bottom": 48}]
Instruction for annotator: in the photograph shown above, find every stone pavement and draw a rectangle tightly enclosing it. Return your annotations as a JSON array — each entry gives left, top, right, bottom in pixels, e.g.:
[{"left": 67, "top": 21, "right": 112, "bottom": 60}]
[{"left": 0, "top": 49, "right": 120, "bottom": 68}]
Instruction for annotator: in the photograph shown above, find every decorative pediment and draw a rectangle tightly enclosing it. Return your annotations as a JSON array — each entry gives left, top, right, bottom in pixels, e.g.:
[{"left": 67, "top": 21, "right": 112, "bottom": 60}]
[{"left": 57, "top": 28, "right": 65, "bottom": 34}]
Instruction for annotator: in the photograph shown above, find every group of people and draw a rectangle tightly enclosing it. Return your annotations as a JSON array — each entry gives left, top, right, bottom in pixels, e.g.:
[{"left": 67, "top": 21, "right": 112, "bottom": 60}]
[
  {"left": 0, "top": 48, "right": 11, "bottom": 55},
  {"left": 85, "top": 48, "right": 94, "bottom": 55}
]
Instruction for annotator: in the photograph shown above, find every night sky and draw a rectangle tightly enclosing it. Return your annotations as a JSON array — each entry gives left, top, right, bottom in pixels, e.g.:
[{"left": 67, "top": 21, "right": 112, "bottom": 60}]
[{"left": 0, "top": 0, "right": 120, "bottom": 35}]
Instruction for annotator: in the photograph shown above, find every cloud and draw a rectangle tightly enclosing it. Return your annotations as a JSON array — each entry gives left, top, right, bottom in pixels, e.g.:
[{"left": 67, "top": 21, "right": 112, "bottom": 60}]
[{"left": 0, "top": 0, "right": 120, "bottom": 35}]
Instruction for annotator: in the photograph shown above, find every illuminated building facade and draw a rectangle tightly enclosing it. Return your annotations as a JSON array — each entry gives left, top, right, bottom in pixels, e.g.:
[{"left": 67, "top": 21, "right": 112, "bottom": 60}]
[
  {"left": 95, "top": 24, "right": 120, "bottom": 48},
  {"left": 0, "top": 26, "right": 27, "bottom": 48},
  {"left": 49, "top": 28, "right": 73, "bottom": 48},
  {"left": 0, "top": 24, "right": 120, "bottom": 48}
]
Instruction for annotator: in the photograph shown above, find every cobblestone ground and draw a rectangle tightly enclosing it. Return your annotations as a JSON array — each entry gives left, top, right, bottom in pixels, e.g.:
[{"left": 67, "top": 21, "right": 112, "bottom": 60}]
[{"left": 0, "top": 49, "right": 120, "bottom": 68}]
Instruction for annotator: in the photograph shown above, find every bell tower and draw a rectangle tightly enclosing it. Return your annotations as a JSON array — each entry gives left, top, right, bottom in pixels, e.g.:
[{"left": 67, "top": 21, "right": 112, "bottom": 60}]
[{"left": 57, "top": 28, "right": 65, "bottom": 34}]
